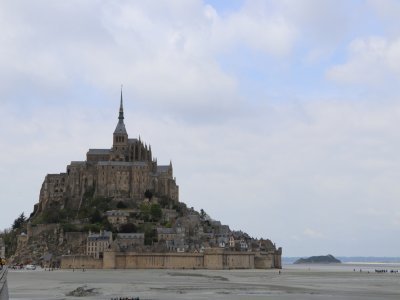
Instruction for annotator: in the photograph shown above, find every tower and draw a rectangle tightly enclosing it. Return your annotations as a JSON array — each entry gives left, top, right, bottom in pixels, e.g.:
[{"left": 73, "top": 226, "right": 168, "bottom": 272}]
[{"left": 112, "top": 88, "right": 128, "bottom": 161}]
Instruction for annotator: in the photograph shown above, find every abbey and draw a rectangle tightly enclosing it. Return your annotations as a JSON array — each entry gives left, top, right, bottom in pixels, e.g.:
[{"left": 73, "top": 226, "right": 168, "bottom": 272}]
[{"left": 34, "top": 92, "right": 179, "bottom": 215}]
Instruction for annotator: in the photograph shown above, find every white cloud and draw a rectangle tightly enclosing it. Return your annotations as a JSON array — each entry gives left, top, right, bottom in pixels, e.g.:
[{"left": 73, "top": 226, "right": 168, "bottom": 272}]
[{"left": 326, "top": 34, "right": 400, "bottom": 87}]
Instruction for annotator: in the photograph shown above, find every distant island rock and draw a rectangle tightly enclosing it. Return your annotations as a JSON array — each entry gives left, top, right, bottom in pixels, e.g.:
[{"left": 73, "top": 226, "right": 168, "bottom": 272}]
[{"left": 294, "top": 254, "right": 341, "bottom": 264}]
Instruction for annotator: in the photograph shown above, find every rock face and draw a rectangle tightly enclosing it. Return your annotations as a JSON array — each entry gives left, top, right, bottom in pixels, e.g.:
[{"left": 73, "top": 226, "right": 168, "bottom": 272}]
[{"left": 294, "top": 254, "right": 341, "bottom": 264}]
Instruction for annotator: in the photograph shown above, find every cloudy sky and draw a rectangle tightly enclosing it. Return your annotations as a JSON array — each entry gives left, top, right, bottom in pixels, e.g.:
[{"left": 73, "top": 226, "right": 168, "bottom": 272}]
[{"left": 1, "top": 0, "right": 400, "bottom": 257}]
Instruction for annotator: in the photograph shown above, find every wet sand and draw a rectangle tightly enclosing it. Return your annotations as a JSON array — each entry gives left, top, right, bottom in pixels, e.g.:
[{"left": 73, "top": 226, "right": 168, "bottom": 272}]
[{"left": 7, "top": 263, "right": 400, "bottom": 300}]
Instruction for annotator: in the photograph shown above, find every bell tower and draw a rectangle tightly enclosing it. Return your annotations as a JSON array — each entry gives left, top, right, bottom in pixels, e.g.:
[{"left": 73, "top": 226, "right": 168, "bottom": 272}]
[{"left": 112, "top": 88, "right": 128, "bottom": 161}]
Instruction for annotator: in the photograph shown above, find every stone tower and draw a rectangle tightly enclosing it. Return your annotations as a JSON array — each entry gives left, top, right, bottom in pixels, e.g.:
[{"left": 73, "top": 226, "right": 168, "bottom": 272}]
[{"left": 111, "top": 89, "right": 128, "bottom": 161}]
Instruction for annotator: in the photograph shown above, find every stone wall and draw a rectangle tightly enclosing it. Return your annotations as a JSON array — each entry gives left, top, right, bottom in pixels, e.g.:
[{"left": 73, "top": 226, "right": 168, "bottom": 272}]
[
  {"left": 203, "top": 249, "right": 255, "bottom": 269},
  {"left": 63, "top": 232, "right": 88, "bottom": 255},
  {"left": 61, "top": 255, "right": 102, "bottom": 269},
  {"left": 273, "top": 251, "right": 282, "bottom": 269},
  {"left": 27, "top": 223, "right": 59, "bottom": 238},
  {"left": 63, "top": 249, "right": 279, "bottom": 270},
  {"left": 254, "top": 253, "right": 274, "bottom": 269},
  {"left": 116, "top": 252, "right": 204, "bottom": 269}
]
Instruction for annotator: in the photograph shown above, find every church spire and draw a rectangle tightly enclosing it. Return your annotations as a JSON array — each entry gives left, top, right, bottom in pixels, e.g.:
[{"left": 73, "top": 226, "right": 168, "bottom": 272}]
[
  {"left": 113, "top": 86, "right": 127, "bottom": 135},
  {"left": 119, "top": 85, "right": 124, "bottom": 121}
]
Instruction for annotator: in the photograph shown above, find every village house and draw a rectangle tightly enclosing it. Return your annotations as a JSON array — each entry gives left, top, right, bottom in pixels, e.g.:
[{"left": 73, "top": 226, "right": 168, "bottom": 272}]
[
  {"left": 229, "top": 235, "right": 235, "bottom": 248},
  {"left": 116, "top": 233, "right": 144, "bottom": 250},
  {"left": 105, "top": 210, "right": 130, "bottom": 227},
  {"left": 86, "top": 230, "right": 112, "bottom": 259},
  {"left": 156, "top": 227, "right": 176, "bottom": 241},
  {"left": 239, "top": 238, "right": 249, "bottom": 251}
]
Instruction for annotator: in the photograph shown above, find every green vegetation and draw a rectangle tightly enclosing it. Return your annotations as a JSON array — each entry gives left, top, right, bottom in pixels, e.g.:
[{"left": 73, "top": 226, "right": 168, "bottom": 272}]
[
  {"left": 173, "top": 202, "right": 187, "bottom": 217},
  {"left": 0, "top": 213, "right": 28, "bottom": 258},
  {"left": 200, "top": 209, "right": 206, "bottom": 220},
  {"left": 294, "top": 255, "right": 341, "bottom": 264},
  {"left": 119, "top": 223, "right": 137, "bottom": 233},
  {"left": 116, "top": 201, "right": 127, "bottom": 209},
  {"left": 77, "top": 196, "right": 112, "bottom": 220},
  {"left": 12, "top": 213, "right": 26, "bottom": 230},
  {"left": 150, "top": 203, "right": 162, "bottom": 221},
  {"left": 159, "top": 196, "right": 174, "bottom": 208},
  {"left": 60, "top": 223, "right": 80, "bottom": 232},
  {"left": 0, "top": 228, "right": 17, "bottom": 258},
  {"left": 139, "top": 202, "right": 162, "bottom": 222},
  {"left": 138, "top": 223, "right": 157, "bottom": 245}
]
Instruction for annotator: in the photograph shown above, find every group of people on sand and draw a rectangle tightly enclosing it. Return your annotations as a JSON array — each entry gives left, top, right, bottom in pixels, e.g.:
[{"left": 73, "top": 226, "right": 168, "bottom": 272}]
[
  {"left": 375, "top": 269, "right": 399, "bottom": 273},
  {"left": 110, "top": 297, "right": 140, "bottom": 300}
]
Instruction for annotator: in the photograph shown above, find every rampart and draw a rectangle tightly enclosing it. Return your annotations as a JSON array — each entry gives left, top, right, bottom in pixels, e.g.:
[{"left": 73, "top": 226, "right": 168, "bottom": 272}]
[
  {"left": 62, "top": 249, "right": 281, "bottom": 270},
  {"left": 61, "top": 255, "right": 103, "bottom": 269}
]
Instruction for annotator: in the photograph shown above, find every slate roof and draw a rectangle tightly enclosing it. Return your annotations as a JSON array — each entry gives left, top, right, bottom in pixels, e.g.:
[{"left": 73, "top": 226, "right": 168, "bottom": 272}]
[
  {"left": 128, "top": 138, "right": 139, "bottom": 144},
  {"left": 117, "top": 233, "right": 144, "bottom": 239},
  {"left": 70, "top": 161, "right": 86, "bottom": 166},
  {"left": 87, "top": 149, "right": 110, "bottom": 155},
  {"left": 157, "top": 165, "right": 170, "bottom": 173},
  {"left": 114, "top": 120, "right": 127, "bottom": 135}
]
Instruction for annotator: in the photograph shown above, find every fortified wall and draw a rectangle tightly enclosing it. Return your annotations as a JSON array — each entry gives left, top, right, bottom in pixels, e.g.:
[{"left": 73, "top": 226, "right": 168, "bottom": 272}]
[{"left": 61, "top": 248, "right": 281, "bottom": 270}]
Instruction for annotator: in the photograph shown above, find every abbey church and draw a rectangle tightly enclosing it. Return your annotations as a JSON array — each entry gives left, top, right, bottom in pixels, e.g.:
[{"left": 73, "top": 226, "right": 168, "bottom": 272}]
[{"left": 34, "top": 92, "right": 179, "bottom": 216}]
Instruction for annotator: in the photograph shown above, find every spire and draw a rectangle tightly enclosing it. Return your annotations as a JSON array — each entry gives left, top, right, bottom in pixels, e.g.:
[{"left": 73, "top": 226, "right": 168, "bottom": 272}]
[
  {"left": 119, "top": 85, "right": 124, "bottom": 121},
  {"left": 113, "top": 86, "right": 127, "bottom": 135}
]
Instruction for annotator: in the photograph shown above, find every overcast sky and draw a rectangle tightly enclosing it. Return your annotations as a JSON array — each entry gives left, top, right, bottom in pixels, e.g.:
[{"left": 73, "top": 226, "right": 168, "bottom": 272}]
[{"left": 1, "top": 0, "right": 400, "bottom": 257}]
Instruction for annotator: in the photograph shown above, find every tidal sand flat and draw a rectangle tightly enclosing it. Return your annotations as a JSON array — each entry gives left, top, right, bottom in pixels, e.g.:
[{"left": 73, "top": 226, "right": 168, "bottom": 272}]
[{"left": 8, "top": 264, "right": 400, "bottom": 300}]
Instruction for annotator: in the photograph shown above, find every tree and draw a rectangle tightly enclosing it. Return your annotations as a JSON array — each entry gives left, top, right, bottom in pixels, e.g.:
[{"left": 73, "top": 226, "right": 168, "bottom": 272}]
[
  {"left": 150, "top": 204, "right": 162, "bottom": 221},
  {"left": 90, "top": 209, "right": 102, "bottom": 223},
  {"left": 143, "top": 225, "right": 156, "bottom": 245},
  {"left": 116, "top": 201, "right": 127, "bottom": 209},
  {"left": 12, "top": 213, "right": 26, "bottom": 230},
  {"left": 139, "top": 202, "right": 150, "bottom": 221},
  {"left": 200, "top": 209, "right": 206, "bottom": 220},
  {"left": 119, "top": 223, "right": 137, "bottom": 233}
]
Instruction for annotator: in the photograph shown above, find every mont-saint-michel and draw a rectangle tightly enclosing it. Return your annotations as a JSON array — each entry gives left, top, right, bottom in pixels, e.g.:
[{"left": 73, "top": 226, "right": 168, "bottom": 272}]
[{"left": 7, "top": 92, "right": 282, "bottom": 270}]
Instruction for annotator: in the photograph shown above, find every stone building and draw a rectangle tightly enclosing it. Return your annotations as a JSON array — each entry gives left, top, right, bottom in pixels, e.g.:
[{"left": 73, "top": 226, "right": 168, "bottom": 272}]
[
  {"left": 33, "top": 91, "right": 179, "bottom": 216},
  {"left": 105, "top": 210, "right": 130, "bottom": 228},
  {"left": 116, "top": 233, "right": 144, "bottom": 250},
  {"left": 86, "top": 230, "right": 112, "bottom": 259}
]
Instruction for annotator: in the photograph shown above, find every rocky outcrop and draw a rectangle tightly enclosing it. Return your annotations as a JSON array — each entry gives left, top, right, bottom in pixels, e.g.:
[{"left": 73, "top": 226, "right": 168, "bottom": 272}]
[
  {"left": 294, "top": 254, "right": 341, "bottom": 264},
  {"left": 10, "top": 225, "right": 87, "bottom": 266}
]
